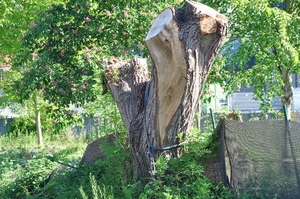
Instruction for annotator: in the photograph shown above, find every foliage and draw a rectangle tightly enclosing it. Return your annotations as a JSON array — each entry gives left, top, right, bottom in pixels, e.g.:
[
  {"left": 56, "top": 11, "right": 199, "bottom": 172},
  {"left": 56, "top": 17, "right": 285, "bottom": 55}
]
[
  {"left": 6, "top": 116, "right": 36, "bottom": 136},
  {"left": 73, "top": 133, "right": 133, "bottom": 198},
  {"left": 2, "top": 158, "right": 55, "bottom": 198},
  {"left": 83, "top": 93, "right": 126, "bottom": 136},
  {"left": 79, "top": 174, "right": 114, "bottom": 199},
  {"left": 0, "top": 132, "right": 86, "bottom": 198},
  {"left": 201, "top": 52, "right": 229, "bottom": 104},
  {"left": 202, "top": 0, "right": 300, "bottom": 114},
  {"left": 139, "top": 128, "right": 234, "bottom": 198},
  {"left": 0, "top": 0, "right": 63, "bottom": 58},
  {"left": 242, "top": 162, "right": 298, "bottom": 198},
  {"left": 3, "top": 124, "right": 286, "bottom": 199},
  {"left": 9, "top": 0, "right": 183, "bottom": 109},
  {"left": 27, "top": 132, "right": 132, "bottom": 199},
  {"left": 0, "top": 126, "right": 245, "bottom": 199},
  {"left": 0, "top": 0, "right": 185, "bottom": 137}
]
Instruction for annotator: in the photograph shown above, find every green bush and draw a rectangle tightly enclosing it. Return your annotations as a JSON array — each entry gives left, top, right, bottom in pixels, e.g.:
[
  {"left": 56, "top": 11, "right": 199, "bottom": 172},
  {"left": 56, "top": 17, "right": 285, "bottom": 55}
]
[
  {"left": 6, "top": 116, "right": 36, "bottom": 136},
  {"left": 38, "top": 132, "right": 134, "bottom": 199},
  {"left": 0, "top": 133, "right": 86, "bottom": 198},
  {"left": 1, "top": 158, "right": 55, "bottom": 198},
  {"left": 139, "top": 129, "right": 235, "bottom": 199},
  {"left": 0, "top": 129, "right": 246, "bottom": 199}
]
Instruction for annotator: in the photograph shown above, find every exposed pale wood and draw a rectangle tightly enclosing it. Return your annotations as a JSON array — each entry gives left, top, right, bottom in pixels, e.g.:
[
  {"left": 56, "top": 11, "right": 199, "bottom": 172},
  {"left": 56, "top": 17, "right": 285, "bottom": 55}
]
[
  {"left": 105, "top": 1, "right": 228, "bottom": 180},
  {"left": 145, "top": 8, "right": 187, "bottom": 147},
  {"left": 144, "top": 0, "right": 228, "bottom": 153}
]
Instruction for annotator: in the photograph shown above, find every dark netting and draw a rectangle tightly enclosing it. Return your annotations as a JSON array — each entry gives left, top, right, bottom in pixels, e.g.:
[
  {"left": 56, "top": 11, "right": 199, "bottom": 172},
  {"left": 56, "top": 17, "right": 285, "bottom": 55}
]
[
  {"left": 216, "top": 118, "right": 300, "bottom": 198},
  {"left": 203, "top": 120, "right": 228, "bottom": 185}
]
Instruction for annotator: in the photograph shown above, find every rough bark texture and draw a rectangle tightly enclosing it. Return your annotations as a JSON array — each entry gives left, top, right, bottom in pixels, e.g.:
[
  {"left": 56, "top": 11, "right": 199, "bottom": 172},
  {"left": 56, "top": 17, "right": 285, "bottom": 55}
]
[
  {"left": 105, "top": 58, "right": 150, "bottom": 178},
  {"left": 145, "top": 2, "right": 227, "bottom": 153},
  {"left": 105, "top": 1, "right": 228, "bottom": 180},
  {"left": 281, "top": 67, "right": 293, "bottom": 119}
]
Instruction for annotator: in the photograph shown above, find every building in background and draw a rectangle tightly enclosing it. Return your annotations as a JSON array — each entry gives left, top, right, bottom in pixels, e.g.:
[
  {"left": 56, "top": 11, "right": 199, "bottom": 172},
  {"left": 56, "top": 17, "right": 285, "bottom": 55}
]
[{"left": 206, "top": 83, "right": 300, "bottom": 113}]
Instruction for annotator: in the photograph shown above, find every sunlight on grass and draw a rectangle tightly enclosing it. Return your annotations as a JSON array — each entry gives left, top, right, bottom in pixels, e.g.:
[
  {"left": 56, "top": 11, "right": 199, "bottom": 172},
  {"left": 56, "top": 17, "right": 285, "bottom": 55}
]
[{"left": 0, "top": 132, "right": 89, "bottom": 198}]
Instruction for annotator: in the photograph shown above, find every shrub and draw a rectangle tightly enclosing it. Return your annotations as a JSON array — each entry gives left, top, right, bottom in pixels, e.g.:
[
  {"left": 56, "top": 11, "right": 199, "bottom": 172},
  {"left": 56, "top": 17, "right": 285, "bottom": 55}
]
[
  {"left": 139, "top": 129, "right": 235, "bottom": 198},
  {"left": 1, "top": 158, "right": 55, "bottom": 198}
]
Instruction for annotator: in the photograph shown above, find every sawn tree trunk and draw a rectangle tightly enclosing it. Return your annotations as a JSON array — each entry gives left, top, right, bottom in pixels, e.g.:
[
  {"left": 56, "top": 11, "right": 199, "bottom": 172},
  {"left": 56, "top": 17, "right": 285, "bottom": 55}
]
[{"left": 105, "top": 1, "right": 228, "bottom": 180}]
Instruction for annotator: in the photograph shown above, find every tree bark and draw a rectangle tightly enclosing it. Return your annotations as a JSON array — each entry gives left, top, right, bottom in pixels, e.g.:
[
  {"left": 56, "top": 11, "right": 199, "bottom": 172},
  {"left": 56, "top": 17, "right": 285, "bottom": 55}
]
[
  {"left": 281, "top": 67, "right": 293, "bottom": 120},
  {"left": 34, "top": 96, "right": 43, "bottom": 146},
  {"left": 105, "top": 1, "right": 227, "bottom": 180}
]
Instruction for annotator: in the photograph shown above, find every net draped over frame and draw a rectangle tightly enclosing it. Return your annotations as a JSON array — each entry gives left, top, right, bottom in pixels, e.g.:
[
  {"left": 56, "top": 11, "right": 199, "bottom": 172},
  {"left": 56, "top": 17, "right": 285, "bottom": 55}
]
[{"left": 207, "top": 119, "right": 300, "bottom": 199}]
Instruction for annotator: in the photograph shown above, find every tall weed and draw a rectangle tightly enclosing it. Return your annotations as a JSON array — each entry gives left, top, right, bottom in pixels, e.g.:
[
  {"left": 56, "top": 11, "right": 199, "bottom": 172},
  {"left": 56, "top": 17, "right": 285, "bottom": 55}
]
[{"left": 79, "top": 173, "right": 114, "bottom": 199}]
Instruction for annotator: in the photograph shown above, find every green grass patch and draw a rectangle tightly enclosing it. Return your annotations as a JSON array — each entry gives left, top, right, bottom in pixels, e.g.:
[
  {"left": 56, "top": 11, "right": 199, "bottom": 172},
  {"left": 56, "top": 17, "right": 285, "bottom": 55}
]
[{"left": 0, "top": 129, "right": 252, "bottom": 199}]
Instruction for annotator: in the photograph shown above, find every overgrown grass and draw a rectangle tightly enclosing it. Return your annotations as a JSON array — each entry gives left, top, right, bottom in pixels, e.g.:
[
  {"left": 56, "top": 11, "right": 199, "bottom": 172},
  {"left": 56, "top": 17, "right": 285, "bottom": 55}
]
[
  {"left": 0, "top": 132, "right": 87, "bottom": 198},
  {"left": 1, "top": 128, "right": 262, "bottom": 199}
]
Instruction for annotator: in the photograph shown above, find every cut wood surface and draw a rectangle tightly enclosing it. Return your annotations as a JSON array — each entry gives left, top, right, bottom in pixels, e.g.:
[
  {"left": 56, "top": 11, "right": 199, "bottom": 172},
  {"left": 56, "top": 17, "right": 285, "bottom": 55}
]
[
  {"left": 145, "top": 8, "right": 187, "bottom": 147},
  {"left": 105, "top": 0, "right": 228, "bottom": 179},
  {"left": 144, "top": 0, "right": 228, "bottom": 151}
]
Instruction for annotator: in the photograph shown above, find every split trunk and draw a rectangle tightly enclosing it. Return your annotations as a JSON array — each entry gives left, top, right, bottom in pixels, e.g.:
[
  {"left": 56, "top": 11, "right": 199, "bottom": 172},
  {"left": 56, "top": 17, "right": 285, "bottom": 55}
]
[{"left": 105, "top": 1, "right": 228, "bottom": 180}]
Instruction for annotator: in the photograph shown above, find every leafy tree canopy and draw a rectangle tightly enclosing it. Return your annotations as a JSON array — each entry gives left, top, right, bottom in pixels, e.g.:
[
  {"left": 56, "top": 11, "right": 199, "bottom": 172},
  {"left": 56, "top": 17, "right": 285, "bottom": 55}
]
[
  {"left": 203, "top": 0, "right": 300, "bottom": 113},
  {"left": 6, "top": 0, "right": 182, "bottom": 110},
  {"left": 0, "top": 0, "right": 63, "bottom": 62}
]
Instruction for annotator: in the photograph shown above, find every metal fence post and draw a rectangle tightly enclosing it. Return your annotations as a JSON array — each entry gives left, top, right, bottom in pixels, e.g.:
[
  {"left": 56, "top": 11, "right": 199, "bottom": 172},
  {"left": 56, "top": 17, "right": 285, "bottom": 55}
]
[{"left": 210, "top": 108, "right": 216, "bottom": 130}]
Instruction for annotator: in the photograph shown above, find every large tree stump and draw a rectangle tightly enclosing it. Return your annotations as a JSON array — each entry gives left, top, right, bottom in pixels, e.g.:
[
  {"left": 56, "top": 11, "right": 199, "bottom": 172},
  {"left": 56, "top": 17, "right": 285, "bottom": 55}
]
[{"left": 105, "top": 1, "right": 228, "bottom": 180}]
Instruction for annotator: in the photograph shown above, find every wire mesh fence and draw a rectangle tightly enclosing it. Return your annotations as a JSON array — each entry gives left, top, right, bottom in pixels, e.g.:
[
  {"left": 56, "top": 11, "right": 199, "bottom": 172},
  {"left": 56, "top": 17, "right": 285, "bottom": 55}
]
[{"left": 206, "top": 118, "right": 300, "bottom": 198}]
